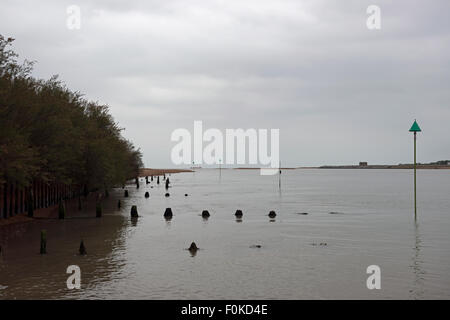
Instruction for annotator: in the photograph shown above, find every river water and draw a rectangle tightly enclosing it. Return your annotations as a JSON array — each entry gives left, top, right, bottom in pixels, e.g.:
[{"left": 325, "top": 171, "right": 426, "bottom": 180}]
[{"left": 0, "top": 169, "right": 449, "bottom": 299}]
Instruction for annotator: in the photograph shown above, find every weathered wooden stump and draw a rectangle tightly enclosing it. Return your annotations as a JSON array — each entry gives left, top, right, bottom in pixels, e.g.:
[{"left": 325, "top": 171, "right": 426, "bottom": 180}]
[
  {"left": 165, "top": 178, "right": 170, "bottom": 190},
  {"left": 40, "top": 230, "right": 47, "bottom": 254},
  {"left": 164, "top": 207, "right": 173, "bottom": 219},
  {"left": 145, "top": 191, "right": 150, "bottom": 198},
  {"left": 235, "top": 209, "right": 243, "bottom": 218},
  {"left": 268, "top": 210, "right": 276, "bottom": 218},
  {"left": 130, "top": 205, "right": 139, "bottom": 218},
  {"left": 189, "top": 242, "right": 198, "bottom": 251},
  {"left": 96, "top": 202, "right": 102, "bottom": 218},
  {"left": 27, "top": 189, "right": 34, "bottom": 217},
  {"left": 202, "top": 210, "right": 210, "bottom": 218},
  {"left": 124, "top": 190, "right": 129, "bottom": 197},
  {"left": 79, "top": 240, "right": 87, "bottom": 255}
]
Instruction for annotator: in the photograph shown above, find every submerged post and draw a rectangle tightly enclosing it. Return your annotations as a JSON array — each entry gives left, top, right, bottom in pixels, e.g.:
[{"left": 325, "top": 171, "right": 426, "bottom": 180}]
[
  {"left": 165, "top": 178, "right": 169, "bottom": 190},
  {"left": 409, "top": 120, "right": 422, "bottom": 220},
  {"left": 130, "top": 205, "right": 138, "bottom": 218},
  {"left": 79, "top": 240, "right": 87, "bottom": 255}
]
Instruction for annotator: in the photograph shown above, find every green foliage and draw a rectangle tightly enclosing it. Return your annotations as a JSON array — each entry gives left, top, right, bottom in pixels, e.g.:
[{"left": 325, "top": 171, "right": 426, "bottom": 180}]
[{"left": 0, "top": 35, "right": 143, "bottom": 189}]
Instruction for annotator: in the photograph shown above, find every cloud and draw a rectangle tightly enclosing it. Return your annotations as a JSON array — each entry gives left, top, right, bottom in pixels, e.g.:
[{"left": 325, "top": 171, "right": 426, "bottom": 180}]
[{"left": 1, "top": 0, "right": 449, "bottom": 166}]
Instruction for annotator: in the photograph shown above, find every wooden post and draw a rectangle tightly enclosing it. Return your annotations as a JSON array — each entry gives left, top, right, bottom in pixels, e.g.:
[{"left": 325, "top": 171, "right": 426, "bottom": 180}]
[
  {"left": 79, "top": 240, "right": 87, "bottom": 255},
  {"left": 96, "top": 202, "right": 102, "bottom": 218},
  {"left": 36, "top": 181, "right": 40, "bottom": 209},
  {"left": 40, "top": 230, "right": 47, "bottom": 254},
  {"left": 4, "top": 184, "right": 8, "bottom": 219},
  {"left": 14, "top": 185, "right": 19, "bottom": 215},
  {"left": 36, "top": 181, "right": 39, "bottom": 209},
  {"left": 33, "top": 181, "right": 37, "bottom": 209},
  {"left": 44, "top": 183, "right": 48, "bottom": 207},
  {"left": 9, "top": 183, "right": 14, "bottom": 217},
  {"left": 19, "top": 188, "right": 23, "bottom": 213},
  {"left": 0, "top": 184, "right": 3, "bottom": 219},
  {"left": 58, "top": 200, "right": 65, "bottom": 219},
  {"left": 27, "top": 187, "right": 34, "bottom": 218},
  {"left": 130, "top": 205, "right": 138, "bottom": 218},
  {"left": 24, "top": 186, "right": 28, "bottom": 212}
]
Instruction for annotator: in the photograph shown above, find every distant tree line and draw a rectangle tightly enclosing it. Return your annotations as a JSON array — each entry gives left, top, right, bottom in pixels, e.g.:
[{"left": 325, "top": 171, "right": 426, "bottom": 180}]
[{"left": 0, "top": 35, "right": 143, "bottom": 194}]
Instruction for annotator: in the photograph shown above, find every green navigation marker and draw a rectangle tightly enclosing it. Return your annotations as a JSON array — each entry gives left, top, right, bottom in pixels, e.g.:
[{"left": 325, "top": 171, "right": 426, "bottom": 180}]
[
  {"left": 409, "top": 120, "right": 421, "bottom": 219},
  {"left": 409, "top": 120, "right": 422, "bottom": 133}
]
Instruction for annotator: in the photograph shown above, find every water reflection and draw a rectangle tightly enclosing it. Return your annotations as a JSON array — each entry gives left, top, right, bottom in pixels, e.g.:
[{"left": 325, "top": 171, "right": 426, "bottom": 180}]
[
  {"left": 0, "top": 191, "right": 129, "bottom": 299},
  {"left": 410, "top": 220, "right": 425, "bottom": 299},
  {"left": 189, "top": 249, "right": 198, "bottom": 257},
  {"left": 130, "top": 217, "right": 139, "bottom": 227}
]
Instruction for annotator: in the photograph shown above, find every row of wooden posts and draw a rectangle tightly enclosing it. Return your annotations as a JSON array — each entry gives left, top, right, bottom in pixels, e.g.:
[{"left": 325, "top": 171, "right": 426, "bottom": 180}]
[
  {"left": 0, "top": 174, "right": 167, "bottom": 220},
  {"left": 0, "top": 181, "right": 76, "bottom": 219}
]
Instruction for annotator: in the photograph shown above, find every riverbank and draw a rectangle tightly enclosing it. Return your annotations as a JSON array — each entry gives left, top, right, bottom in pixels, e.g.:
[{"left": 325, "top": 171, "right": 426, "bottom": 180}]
[{"left": 139, "top": 168, "right": 193, "bottom": 176}]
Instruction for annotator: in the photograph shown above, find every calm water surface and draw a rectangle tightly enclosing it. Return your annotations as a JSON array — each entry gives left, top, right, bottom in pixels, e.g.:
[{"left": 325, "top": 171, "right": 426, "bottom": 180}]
[{"left": 1, "top": 169, "right": 449, "bottom": 299}]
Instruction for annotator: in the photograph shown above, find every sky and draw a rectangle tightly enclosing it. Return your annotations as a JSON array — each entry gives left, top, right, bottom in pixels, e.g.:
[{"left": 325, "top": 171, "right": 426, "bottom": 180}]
[{"left": 1, "top": 0, "right": 449, "bottom": 167}]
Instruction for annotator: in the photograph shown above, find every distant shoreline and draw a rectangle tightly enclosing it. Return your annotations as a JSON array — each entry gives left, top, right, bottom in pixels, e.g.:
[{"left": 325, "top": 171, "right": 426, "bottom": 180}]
[
  {"left": 235, "top": 165, "right": 450, "bottom": 170},
  {"left": 318, "top": 164, "right": 450, "bottom": 169},
  {"left": 139, "top": 168, "right": 193, "bottom": 176},
  {"left": 138, "top": 165, "right": 450, "bottom": 173}
]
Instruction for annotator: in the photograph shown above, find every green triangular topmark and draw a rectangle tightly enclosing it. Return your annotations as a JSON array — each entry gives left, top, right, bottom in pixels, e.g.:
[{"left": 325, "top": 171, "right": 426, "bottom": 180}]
[{"left": 409, "top": 120, "right": 421, "bottom": 132}]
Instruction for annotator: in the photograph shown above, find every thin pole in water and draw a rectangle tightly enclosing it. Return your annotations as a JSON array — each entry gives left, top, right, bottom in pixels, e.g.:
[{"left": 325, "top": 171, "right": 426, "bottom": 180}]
[
  {"left": 414, "top": 131, "right": 417, "bottom": 220},
  {"left": 409, "top": 120, "right": 421, "bottom": 220}
]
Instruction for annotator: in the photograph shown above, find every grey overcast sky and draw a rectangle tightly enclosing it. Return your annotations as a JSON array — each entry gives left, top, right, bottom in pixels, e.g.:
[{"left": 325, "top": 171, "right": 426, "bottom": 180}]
[{"left": 1, "top": 0, "right": 449, "bottom": 167}]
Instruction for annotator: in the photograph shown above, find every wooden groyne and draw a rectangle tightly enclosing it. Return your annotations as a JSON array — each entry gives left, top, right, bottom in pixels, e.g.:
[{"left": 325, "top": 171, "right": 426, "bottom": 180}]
[{"left": 0, "top": 181, "right": 76, "bottom": 221}]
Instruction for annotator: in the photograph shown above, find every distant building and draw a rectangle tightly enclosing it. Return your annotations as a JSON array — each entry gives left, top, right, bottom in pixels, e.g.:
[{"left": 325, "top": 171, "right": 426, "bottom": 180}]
[{"left": 359, "top": 162, "right": 368, "bottom": 167}]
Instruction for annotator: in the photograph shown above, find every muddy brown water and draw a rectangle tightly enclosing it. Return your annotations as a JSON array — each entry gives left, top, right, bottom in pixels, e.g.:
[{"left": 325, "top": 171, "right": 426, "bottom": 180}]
[{"left": 0, "top": 169, "right": 449, "bottom": 299}]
